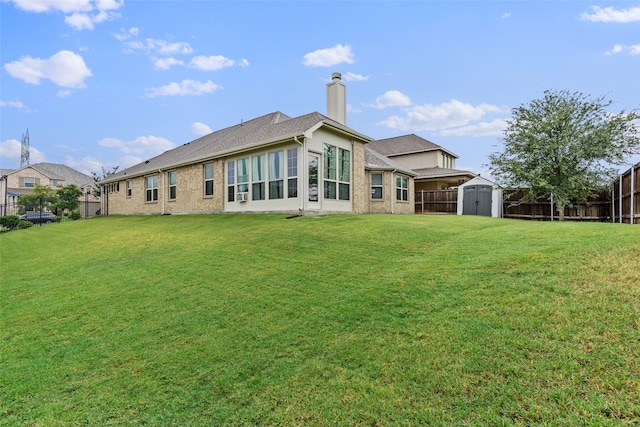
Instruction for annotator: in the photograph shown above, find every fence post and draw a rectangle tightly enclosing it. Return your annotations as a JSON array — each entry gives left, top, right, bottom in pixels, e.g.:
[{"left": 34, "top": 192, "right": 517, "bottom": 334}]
[
  {"left": 619, "top": 174, "right": 623, "bottom": 224},
  {"left": 550, "top": 193, "right": 553, "bottom": 222},
  {"left": 631, "top": 164, "right": 635, "bottom": 225},
  {"left": 611, "top": 183, "right": 615, "bottom": 223},
  {"left": 421, "top": 190, "right": 424, "bottom": 214}
]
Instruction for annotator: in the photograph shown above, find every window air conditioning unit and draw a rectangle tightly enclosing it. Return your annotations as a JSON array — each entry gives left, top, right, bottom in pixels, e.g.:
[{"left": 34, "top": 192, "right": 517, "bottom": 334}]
[{"left": 237, "top": 192, "right": 249, "bottom": 202}]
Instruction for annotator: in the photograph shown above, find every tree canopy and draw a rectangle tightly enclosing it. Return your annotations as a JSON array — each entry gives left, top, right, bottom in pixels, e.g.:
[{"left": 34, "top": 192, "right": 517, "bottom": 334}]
[
  {"left": 55, "top": 184, "right": 83, "bottom": 212},
  {"left": 488, "top": 90, "right": 640, "bottom": 220},
  {"left": 18, "top": 184, "right": 57, "bottom": 212}
]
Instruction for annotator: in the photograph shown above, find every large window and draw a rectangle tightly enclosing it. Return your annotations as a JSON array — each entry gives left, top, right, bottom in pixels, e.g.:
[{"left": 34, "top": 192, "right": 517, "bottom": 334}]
[
  {"left": 309, "top": 154, "right": 318, "bottom": 202},
  {"left": 396, "top": 175, "right": 408, "bottom": 201},
  {"left": 146, "top": 175, "right": 158, "bottom": 202},
  {"left": 168, "top": 171, "right": 177, "bottom": 200},
  {"left": 371, "top": 173, "right": 383, "bottom": 199},
  {"left": 204, "top": 163, "right": 214, "bottom": 196},
  {"left": 269, "top": 151, "right": 284, "bottom": 200},
  {"left": 324, "top": 143, "right": 350, "bottom": 200},
  {"left": 237, "top": 158, "right": 249, "bottom": 194},
  {"left": 252, "top": 155, "right": 265, "bottom": 200},
  {"left": 24, "top": 177, "right": 35, "bottom": 188},
  {"left": 287, "top": 148, "right": 298, "bottom": 198}
]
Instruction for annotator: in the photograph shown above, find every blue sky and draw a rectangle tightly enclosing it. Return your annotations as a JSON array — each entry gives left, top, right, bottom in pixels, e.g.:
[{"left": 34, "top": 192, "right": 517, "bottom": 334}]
[{"left": 1, "top": 0, "right": 639, "bottom": 177}]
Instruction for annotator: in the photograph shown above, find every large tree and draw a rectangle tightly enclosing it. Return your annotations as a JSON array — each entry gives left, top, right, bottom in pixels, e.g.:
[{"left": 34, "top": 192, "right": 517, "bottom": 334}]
[{"left": 488, "top": 90, "right": 640, "bottom": 220}]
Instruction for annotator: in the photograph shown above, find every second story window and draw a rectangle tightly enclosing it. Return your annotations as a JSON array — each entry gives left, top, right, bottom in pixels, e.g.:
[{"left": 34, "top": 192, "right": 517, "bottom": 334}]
[{"left": 24, "top": 177, "right": 35, "bottom": 188}]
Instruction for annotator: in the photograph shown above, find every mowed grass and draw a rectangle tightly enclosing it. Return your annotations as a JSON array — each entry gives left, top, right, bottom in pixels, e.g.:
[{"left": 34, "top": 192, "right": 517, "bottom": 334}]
[{"left": 1, "top": 214, "right": 639, "bottom": 426}]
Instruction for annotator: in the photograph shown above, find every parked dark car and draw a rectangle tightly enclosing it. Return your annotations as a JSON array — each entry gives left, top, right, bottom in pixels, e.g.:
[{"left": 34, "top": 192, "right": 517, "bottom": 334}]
[{"left": 20, "top": 212, "right": 56, "bottom": 224}]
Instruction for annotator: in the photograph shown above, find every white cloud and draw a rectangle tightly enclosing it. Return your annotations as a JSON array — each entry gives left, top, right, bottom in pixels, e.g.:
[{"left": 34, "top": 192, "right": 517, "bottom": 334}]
[
  {"left": 378, "top": 99, "right": 504, "bottom": 134},
  {"left": 303, "top": 44, "right": 354, "bottom": 67},
  {"left": 606, "top": 43, "right": 640, "bottom": 55},
  {"left": 0, "top": 100, "right": 32, "bottom": 112},
  {"left": 188, "top": 55, "right": 249, "bottom": 71},
  {"left": 8, "top": 0, "right": 93, "bottom": 13},
  {"left": 57, "top": 90, "right": 72, "bottom": 98},
  {"left": 372, "top": 90, "right": 412, "bottom": 109},
  {"left": 8, "top": 0, "right": 123, "bottom": 30},
  {"left": 114, "top": 27, "right": 139, "bottom": 42},
  {"left": 0, "top": 138, "right": 46, "bottom": 166},
  {"left": 64, "top": 155, "right": 106, "bottom": 176},
  {"left": 581, "top": 6, "right": 640, "bottom": 23},
  {"left": 501, "top": 12, "right": 512, "bottom": 19},
  {"left": 343, "top": 72, "right": 369, "bottom": 82},
  {"left": 153, "top": 57, "right": 184, "bottom": 70},
  {"left": 440, "top": 119, "right": 507, "bottom": 137},
  {"left": 4, "top": 50, "right": 92, "bottom": 88},
  {"left": 145, "top": 80, "right": 221, "bottom": 98},
  {"left": 98, "top": 136, "right": 176, "bottom": 159},
  {"left": 123, "top": 38, "right": 193, "bottom": 55},
  {"left": 191, "top": 122, "right": 212, "bottom": 135}
]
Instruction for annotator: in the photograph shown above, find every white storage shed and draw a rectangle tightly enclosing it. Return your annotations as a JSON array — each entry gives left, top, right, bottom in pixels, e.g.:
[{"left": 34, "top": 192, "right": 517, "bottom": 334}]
[{"left": 457, "top": 176, "right": 503, "bottom": 218}]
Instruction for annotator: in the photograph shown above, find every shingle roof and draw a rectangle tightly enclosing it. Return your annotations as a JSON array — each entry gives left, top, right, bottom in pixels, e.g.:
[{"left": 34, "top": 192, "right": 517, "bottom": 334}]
[
  {"left": 367, "top": 134, "right": 459, "bottom": 158},
  {"left": 413, "top": 167, "right": 476, "bottom": 179},
  {"left": 364, "top": 147, "right": 417, "bottom": 176},
  {"left": 105, "top": 111, "right": 371, "bottom": 183},
  {"left": 17, "top": 163, "right": 94, "bottom": 187}
]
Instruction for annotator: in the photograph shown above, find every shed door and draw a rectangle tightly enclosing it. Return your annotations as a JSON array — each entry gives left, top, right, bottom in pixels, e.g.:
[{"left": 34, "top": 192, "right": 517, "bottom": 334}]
[{"left": 462, "top": 185, "right": 492, "bottom": 216}]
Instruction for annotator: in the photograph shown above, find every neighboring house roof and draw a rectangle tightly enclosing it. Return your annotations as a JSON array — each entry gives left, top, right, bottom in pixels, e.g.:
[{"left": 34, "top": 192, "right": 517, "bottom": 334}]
[
  {"left": 103, "top": 111, "right": 373, "bottom": 184},
  {"left": 413, "top": 167, "right": 476, "bottom": 180},
  {"left": 367, "top": 134, "right": 459, "bottom": 158},
  {"left": 0, "top": 168, "right": 13, "bottom": 177},
  {"left": 31, "top": 163, "right": 94, "bottom": 187},
  {"left": 365, "top": 147, "right": 418, "bottom": 177}
]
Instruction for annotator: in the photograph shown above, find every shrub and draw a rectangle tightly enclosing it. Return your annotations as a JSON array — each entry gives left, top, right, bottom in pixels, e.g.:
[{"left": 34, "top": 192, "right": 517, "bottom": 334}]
[
  {"left": 69, "top": 211, "right": 81, "bottom": 220},
  {"left": 18, "top": 220, "right": 33, "bottom": 229},
  {"left": 0, "top": 215, "right": 21, "bottom": 230}
]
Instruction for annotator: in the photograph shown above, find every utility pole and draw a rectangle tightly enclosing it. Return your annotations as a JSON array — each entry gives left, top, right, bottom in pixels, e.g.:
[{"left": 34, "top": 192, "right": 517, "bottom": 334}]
[{"left": 21, "top": 129, "right": 30, "bottom": 168}]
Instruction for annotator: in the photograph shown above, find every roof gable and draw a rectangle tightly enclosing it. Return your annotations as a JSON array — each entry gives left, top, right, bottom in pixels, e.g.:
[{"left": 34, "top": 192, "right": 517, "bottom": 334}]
[{"left": 367, "top": 134, "right": 459, "bottom": 158}]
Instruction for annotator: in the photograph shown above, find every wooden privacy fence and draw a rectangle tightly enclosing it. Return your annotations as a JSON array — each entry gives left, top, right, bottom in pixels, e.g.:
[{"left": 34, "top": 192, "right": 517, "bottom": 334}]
[
  {"left": 502, "top": 190, "right": 610, "bottom": 221},
  {"left": 415, "top": 189, "right": 458, "bottom": 214},
  {"left": 611, "top": 162, "right": 639, "bottom": 224}
]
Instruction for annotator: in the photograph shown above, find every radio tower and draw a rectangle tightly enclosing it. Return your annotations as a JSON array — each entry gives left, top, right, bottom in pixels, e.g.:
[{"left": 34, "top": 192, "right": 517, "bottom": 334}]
[{"left": 21, "top": 128, "right": 30, "bottom": 168}]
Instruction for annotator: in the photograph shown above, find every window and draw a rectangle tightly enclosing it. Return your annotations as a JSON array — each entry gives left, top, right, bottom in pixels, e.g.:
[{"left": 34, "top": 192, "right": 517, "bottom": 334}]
[
  {"left": 237, "top": 158, "right": 249, "bottom": 194},
  {"left": 323, "top": 144, "right": 350, "bottom": 200},
  {"left": 126, "top": 180, "right": 132, "bottom": 197},
  {"left": 252, "top": 155, "right": 265, "bottom": 200},
  {"left": 146, "top": 175, "right": 158, "bottom": 202},
  {"left": 204, "top": 163, "right": 214, "bottom": 196},
  {"left": 24, "top": 177, "right": 35, "bottom": 188},
  {"left": 287, "top": 148, "right": 298, "bottom": 198},
  {"left": 52, "top": 179, "right": 59, "bottom": 187},
  {"left": 168, "top": 171, "right": 177, "bottom": 200},
  {"left": 268, "top": 151, "right": 284, "bottom": 200},
  {"left": 396, "top": 175, "right": 408, "bottom": 201},
  {"left": 227, "top": 161, "right": 235, "bottom": 202},
  {"left": 371, "top": 173, "right": 383, "bottom": 199},
  {"left": 309, "top": 154, "right": 319, "bottom": 202}
]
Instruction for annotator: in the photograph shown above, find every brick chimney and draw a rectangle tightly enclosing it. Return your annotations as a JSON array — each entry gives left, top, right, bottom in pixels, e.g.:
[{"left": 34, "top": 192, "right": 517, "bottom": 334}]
[{"left": 326, "top": 72, "right": 346, "bottom": 125}]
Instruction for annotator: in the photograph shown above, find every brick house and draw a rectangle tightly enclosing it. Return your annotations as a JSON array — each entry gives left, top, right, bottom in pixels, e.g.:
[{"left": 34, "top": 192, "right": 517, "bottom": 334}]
[{"left": 99, "top": 73, "right": 417, "bottom": 216}]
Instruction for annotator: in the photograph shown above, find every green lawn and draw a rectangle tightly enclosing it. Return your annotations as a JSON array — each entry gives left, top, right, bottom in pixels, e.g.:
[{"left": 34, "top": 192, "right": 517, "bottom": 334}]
[{"left": 1, "top": 214, "right": 638, "bottom": 426}]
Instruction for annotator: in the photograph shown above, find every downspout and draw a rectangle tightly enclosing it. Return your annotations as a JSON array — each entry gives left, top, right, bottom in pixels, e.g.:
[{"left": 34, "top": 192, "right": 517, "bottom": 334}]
[
  {"left": 619, "top": 173, "right": 623, "bottom": 224},
  {"left": 294, "top": 136, "right": 304, "bottom": 213}
]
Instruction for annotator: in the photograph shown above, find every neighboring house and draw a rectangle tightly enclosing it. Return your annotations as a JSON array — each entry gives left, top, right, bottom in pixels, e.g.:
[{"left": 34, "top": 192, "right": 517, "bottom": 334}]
[
  {"left": 100, "top": 73, "right": 417, "bottom": 216},
  {"left": 366, "top": 134, "right": 476, "bottom": 190},
  {"left": 0, "top": 163, "right": 97, "bottom": 216}
]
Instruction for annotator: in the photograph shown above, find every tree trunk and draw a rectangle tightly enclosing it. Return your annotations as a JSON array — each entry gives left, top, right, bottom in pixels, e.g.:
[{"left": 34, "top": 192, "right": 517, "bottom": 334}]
[{"left": 557, "top": 203, "right": 565, "bottom": 221}]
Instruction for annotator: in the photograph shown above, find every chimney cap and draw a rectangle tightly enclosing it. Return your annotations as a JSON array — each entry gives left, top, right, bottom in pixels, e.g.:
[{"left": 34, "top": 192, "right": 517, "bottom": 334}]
[{"left": 331, "top": 72, "right": 342, "bottom": 81}]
